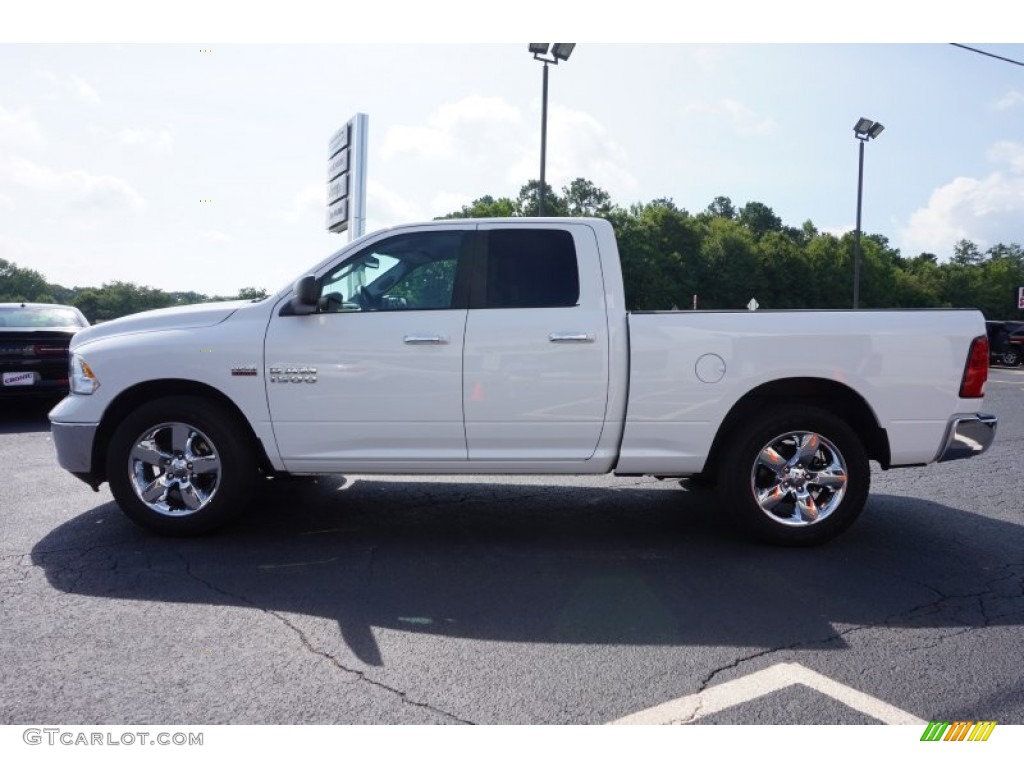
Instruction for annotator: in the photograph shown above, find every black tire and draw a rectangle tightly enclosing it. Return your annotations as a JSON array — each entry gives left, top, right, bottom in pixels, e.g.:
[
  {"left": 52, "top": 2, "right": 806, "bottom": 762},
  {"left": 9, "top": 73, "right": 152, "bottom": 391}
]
[
  {"left": 718, "top": 406, "right": 870, "bottom": 546},
  {"left": 681, "top": 472, "right": 717, "bottom": 489},
  {"left": 1002, "top": 347, "right": 1021, "bottom": 367},
  {"left": 106, "top": 395, "right": 258, "bottom": 536}
]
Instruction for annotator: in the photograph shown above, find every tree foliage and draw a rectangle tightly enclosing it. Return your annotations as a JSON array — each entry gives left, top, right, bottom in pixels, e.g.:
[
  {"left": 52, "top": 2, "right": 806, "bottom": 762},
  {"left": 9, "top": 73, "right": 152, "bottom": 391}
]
[
  {"left": 0, "top": 259, "right": 52, "bottom": 303},
  {"left": 562, "top": 177, "right": 614, "bottom": 217},
  {"left": 436, "top": 194, "right": 518, "bottom": 220},
  {"left": 515, "top": 180, "right": 568, "bottom": 217},
  {"left": 0, "top": 258, "right": 270, "bottom": 323},
  {"left": 737, "top": 201, "right": 782, "bottom": 239}
]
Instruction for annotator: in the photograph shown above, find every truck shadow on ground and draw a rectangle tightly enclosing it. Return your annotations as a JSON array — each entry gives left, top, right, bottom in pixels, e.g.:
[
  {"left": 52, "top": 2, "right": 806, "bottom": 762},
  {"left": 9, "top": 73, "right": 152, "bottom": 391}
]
[{"left": 31, "top": 476, "right": 1024, "bottom": 667}]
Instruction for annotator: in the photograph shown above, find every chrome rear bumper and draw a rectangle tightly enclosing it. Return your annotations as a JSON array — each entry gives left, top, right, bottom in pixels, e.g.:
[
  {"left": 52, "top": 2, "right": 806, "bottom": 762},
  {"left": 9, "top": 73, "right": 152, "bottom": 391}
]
[{"left": 936, "top": 414, "right": 997, "bottom": 462}]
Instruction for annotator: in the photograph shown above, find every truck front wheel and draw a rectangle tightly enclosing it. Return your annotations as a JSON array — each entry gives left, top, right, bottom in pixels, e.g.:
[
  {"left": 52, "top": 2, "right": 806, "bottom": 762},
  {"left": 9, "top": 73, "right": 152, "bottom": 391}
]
[
  {"left": 719, "top": 406, "right": 870, "bottom": 546},
  {"left": 106, "top": 395, "right": 257, "bottom": 536}
]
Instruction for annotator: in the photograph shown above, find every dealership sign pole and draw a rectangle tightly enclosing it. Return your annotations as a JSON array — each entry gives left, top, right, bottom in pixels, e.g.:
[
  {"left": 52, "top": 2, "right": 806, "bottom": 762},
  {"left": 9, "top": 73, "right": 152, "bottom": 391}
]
[{"left": 326, "top": 113, "right": 368, "bottom": 241}]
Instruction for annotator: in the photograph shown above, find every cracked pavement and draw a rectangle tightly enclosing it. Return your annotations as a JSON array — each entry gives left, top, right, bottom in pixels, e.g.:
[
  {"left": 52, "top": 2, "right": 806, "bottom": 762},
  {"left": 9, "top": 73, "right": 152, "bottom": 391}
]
[{"left": 2, "top": 374, "right": 1023, "bottom": 724}]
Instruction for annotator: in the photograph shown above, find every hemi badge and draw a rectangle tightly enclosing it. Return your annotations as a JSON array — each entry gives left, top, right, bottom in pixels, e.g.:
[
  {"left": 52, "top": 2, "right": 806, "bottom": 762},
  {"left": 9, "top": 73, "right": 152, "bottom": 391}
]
[{"left": 231, "top": 367, "right": 258, "bottom": 377}]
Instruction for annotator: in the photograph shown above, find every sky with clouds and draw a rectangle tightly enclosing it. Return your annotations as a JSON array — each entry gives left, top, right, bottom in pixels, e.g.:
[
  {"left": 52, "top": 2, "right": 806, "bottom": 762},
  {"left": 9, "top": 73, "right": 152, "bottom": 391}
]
[{"left": 2, "top": 8, "right": 1023, "bottom": 295}]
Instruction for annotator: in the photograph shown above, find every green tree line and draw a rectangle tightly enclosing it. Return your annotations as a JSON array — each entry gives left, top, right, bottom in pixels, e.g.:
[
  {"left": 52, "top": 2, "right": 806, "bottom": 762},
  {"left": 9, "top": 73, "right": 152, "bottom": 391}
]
[
  {"left": 0, "top": 257, "right": 267, "bottom": 323},
  {"left": 442, "top": 179, "right": 1024, "bottom": 319}
]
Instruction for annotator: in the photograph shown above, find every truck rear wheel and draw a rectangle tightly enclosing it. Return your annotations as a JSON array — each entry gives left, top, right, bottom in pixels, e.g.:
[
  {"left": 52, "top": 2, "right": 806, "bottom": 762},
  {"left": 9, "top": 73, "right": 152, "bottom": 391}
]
[
  {"left": 719, "top": 406, "right": 869, "bottom": 546},
  {"left": 106, "top": 395, "right": 257, "bottom": 536}
]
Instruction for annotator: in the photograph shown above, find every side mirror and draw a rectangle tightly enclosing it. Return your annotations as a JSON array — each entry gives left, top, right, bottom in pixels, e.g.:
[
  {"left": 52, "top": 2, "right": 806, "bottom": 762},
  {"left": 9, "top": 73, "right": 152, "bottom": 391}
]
[{"left": 287, "top": 275, "right": 321, "bottom": 316}]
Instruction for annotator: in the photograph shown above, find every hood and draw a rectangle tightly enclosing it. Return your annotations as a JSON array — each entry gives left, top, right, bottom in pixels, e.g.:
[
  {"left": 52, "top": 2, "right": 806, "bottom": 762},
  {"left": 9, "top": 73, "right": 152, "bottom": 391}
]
[{"left": 72, "top": 301, "right": 249, "bottom": 348}]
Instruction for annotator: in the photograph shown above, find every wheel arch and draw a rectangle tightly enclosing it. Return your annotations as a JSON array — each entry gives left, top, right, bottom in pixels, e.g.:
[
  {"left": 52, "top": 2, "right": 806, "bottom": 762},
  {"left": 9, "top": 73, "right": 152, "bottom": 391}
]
[
  {"left": 91, "top": 379, "right": 272, "bottom": 485},
  {"left": 703, "top": 377, "right": 890, "bottom": 480}
]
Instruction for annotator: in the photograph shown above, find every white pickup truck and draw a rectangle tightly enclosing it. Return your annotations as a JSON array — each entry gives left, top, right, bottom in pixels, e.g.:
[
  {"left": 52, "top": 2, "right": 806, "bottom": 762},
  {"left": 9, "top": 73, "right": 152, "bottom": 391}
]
[{"left": 50, "top": 218, "right": 996, "bottom": 544}]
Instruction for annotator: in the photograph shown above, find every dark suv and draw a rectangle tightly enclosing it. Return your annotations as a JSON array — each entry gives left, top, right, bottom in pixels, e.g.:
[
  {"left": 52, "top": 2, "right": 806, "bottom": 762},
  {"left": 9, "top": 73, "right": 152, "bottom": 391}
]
[{"left": 986, "top": 320, "right": 1024, "bottom": 367}]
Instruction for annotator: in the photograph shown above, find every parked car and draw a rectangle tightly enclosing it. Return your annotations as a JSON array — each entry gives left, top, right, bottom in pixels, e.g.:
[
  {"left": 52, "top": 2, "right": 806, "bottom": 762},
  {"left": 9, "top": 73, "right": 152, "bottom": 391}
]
[
  {"left": 0, "top": 303, "right": 89, "bottom": 399},
  {"left": 985, "top": 320, "right": 1024, "bottom": 366},
  {"left": 50, "top": 218, "right": 996, "bottom": 545}
]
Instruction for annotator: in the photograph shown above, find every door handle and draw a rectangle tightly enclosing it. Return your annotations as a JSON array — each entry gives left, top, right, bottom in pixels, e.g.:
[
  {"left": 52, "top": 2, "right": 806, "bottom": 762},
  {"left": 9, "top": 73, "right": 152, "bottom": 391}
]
[
  {"left": 549, "top": 333, "right": 595, "bottom": 343},
  {"left": 404, "top": 335, "right": 448, "bottom": 345}
]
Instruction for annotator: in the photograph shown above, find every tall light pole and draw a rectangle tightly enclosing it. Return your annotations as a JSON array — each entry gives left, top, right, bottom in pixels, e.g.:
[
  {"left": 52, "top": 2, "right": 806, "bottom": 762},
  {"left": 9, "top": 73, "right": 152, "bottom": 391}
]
[
  {"left": 528, "top": 43, "right": 575, "bottom": 216},
  {"left": 852, "top": 117, "right": 884, "bottom": 309}
]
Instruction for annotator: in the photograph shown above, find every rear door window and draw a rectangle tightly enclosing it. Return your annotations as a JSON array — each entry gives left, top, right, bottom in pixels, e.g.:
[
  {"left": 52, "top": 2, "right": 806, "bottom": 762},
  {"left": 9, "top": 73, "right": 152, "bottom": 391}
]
[{"left": 476, "top": 229, "right": 579, "bottom": 309}]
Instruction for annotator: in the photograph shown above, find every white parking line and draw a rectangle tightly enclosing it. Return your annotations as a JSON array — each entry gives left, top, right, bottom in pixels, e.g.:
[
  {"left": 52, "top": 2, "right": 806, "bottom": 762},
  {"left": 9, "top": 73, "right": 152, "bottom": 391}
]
[{"left": 610, "top": 662, "right": 925, "bottom": 725}]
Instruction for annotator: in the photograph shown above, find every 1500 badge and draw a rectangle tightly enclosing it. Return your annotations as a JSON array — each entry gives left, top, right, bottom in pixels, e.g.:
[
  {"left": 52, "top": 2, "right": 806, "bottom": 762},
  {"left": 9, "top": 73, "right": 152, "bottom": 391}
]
[{"left": 268, "top": 365, "right": 318, "bottom": 383}]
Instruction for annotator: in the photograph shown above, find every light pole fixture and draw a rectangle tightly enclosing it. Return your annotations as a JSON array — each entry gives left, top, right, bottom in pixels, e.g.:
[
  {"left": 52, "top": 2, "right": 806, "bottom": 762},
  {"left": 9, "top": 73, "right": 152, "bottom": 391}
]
[
  {"left": 529, "top": 43, "right": 575, "bottom": 216},
  {"left": 852, "top": 117, "right": 884, "bottom": 309}
]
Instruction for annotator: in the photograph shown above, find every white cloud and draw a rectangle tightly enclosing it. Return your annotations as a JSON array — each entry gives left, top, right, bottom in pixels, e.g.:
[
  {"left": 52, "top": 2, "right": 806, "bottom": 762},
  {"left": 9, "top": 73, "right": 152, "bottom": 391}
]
[
  {"left": 0, "top": 233, "right": 46, "bottom": 272},
  {"left": 899, "top": 170, "right": 1024, "bottom": 256},
  {"left": 988, "top": 141, "right": 1024, "bottom": 174},
  {"left": 690, "top": 46, "right": 728, "bottom": 73},
  {"left": 383, "top": 122, "right": 451, "bottom": 160},
  {"left": 119, "top": 127, "right": 173, "bottom": 153},
  {"left": 994, "top": 90, "right": 1024, "bottom": 111},
  {"left": 33, "top": 68, "right": 101, "bottom": 105},
  {"left": 201, "top": 231, "right": 232, "bottom": 243},
  {"left": 367, "top": 180, "right": 427, "bottom": 227},
  {"left": 279, "top": 184, "right": 324, "bottom": 224},
  {"left": 686, "top": 98, "right": 776, "bottom": 135},
  {"left": 0, "top": 156, "right": 146, "bottom": 212},
  {"left": 70, "top": 75, "right": 101, "bottom": 105},
  {"left": 430, "top": 191, "right": 474, "bottom": 218},
  {"left": 88, "top": 124, "right": 174, "bottom": 153},
  {"left": 381, "top": 96, "right": 521, "bottom": 161},
  {"left": 377, "top": 95, "right": 635, "bottom": 214},
  {"left": 0, "top": 104, "right": 43, "bottom": 145},
  {"left": 510, "top": 105, "right": 639, "bottom": 199},
  {"left": 32, "top": 67, "right": 59, "bottom": 86}
]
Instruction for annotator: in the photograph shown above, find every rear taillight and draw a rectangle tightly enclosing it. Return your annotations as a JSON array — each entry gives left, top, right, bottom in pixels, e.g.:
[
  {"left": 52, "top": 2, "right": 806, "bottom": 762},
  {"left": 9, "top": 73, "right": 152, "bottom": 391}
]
[{"left": 959, "top": 335, "right": 989, "bottom": 398}]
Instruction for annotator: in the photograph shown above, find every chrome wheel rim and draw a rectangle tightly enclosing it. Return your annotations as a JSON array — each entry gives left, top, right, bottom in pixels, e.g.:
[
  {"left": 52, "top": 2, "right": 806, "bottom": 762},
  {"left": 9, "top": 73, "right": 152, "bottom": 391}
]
[
  {"left": 127, "top": 422, "right": 222, "bottom": 517},
  {"left": 749, "top": 430, "right": 847, "bottom": 527}
]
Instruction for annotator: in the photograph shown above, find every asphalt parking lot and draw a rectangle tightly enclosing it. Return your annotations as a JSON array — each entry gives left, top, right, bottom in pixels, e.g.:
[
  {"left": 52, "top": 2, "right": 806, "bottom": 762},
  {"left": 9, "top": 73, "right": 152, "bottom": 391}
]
[{"left": 1, "top": 368, "right": 1022, "bottom": 726}]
